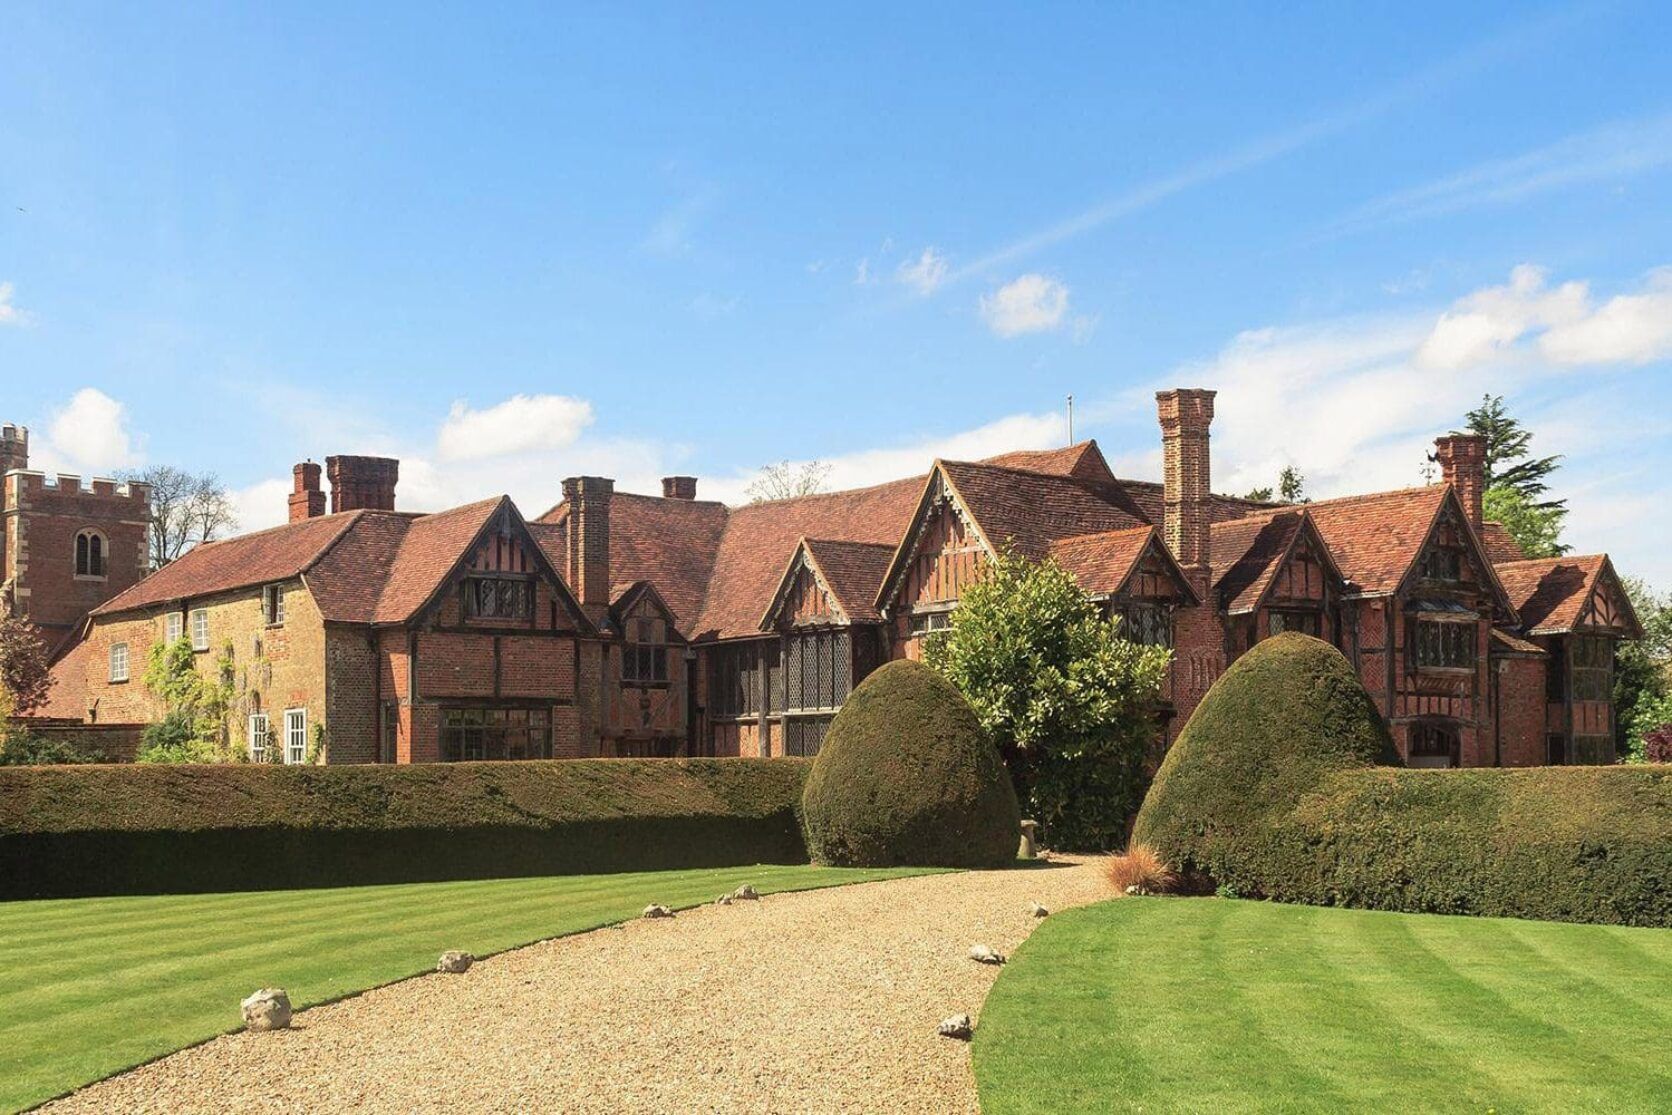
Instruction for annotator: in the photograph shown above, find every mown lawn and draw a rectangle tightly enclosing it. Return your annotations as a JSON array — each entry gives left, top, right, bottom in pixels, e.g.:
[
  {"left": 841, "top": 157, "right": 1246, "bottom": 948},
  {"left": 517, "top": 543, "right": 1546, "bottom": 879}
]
[
  {"left": 975, "top": 897, "right": 1672, "bottom": 1114},
  {"left": 0, "top": 863, "right": 933, "bottom": 1113}
]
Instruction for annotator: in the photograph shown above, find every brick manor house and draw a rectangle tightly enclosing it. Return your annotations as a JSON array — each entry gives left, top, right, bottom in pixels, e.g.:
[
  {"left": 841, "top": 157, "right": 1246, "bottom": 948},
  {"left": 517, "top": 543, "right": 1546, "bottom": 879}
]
[{"left": 40, "top": 389, "right": 1640, "bottom": 768}]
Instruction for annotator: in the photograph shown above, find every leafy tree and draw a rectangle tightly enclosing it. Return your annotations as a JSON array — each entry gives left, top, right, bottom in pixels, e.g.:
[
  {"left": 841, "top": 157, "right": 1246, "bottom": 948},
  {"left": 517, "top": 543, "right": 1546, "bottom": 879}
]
[
  {"left": 1464, "top": 395, "right": 1565, "bottom": 503},
  {"left": 1482, "top": 487, "right": 1568, "bottom": 559},
  {"left": 121, "top": 465, "right": 238, "bottom": 569},
  {"left": 923, "top": 550, "right": 1171, "bottom": 850},
  {"left": 0, "top": 616, "right": 53, "bottom": 715},
  {"left": 745, "top": 460, "right": 831, "bottom": 504},
  {"left": 1244, "top": 485, "right": 1274, "bottom": 502},
  {"left": 1617, "top": 577, "right": 1672, "bottom": 761},
  {"left": 1278, "top": 465, "right": 1306, "bottom": 504}
]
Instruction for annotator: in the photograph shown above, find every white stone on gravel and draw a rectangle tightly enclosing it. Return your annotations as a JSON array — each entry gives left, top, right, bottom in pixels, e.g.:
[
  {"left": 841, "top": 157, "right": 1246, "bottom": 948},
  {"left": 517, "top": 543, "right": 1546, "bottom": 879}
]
[
  {"left": 437, "top": 951, "right": 474, "bottom": 974},
  {"left": 968, "top": 944, "right": 1005, "bottom": 965},
  {"left": 732, "top": 883, "right": 760, "bottom": 901},
  {"left": 1029, "top": 901, "right": 1049, "bottom": 918},
  {"left": 241, "top": 988, "right": 292, "bottom": 1032},
  {"left": 937, "top": 1013, "right": 974, "bottom": 1041},
  {"left": 49, "top": 857, "right": 1109, "bottom": 1115},
  {"left": 714, "top": 894, "right": 733, "bottom": 906},
  {"left": 642, "top": 904, "right": 674, "bottom": 919}
]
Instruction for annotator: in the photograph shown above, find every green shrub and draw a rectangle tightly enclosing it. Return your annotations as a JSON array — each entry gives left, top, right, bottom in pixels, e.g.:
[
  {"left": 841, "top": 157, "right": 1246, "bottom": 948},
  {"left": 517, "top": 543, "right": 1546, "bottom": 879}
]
[
  {"left": 0, "top": 758, "right": 812, "bottom": 898},
  {"left": 802, "top": 659, "right": 1019, "bottom": 868},
  {"left": 136, "top": 710, "right": 218, "bottom": 764},
  {"left": 1134, "top": 632, "right": 1672, "bottom": 927},
  {"left": 0, "top": 732, "right": 104, "bottom": 766}
]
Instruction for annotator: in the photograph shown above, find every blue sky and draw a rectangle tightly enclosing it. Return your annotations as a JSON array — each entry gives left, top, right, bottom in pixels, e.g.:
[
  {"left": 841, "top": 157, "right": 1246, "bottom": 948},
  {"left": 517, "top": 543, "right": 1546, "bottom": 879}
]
[{"left": 3, "top": 2, "right": 1670, "bottom": 582}]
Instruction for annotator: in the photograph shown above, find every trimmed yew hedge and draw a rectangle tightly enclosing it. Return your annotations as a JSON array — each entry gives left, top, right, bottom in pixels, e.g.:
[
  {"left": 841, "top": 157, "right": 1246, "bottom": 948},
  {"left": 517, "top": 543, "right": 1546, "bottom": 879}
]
[
  {"left": 0, "top": 758, "right": 813, "bottom": 899},
  {"left": 1134, "top": 633, "right": 1672, "bottom": 927}
]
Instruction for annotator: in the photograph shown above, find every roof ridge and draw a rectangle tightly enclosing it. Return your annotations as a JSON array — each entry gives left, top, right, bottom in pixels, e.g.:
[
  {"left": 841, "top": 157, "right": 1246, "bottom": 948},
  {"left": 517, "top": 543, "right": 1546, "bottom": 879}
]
[
  {"left": 732, "top": 472, "right": 925, "bottom": 510},
  {"left": 1050, "top": 524, "right": 1155, "bottom": 547}
]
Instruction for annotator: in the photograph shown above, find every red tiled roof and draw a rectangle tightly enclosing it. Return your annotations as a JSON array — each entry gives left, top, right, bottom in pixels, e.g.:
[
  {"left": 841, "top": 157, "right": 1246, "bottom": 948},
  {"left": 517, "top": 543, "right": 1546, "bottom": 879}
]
[
  {"left": 1118, "top": 479, "right": 1277, "bottom": 527},
  {"left": 801, "top": 538, "right": 897, "bottom": 623},
  {"left": 36, "top": 639, "right": 91, "bottom": 719},
  {"left": 939, "top": 459, "right": 1150, "bottom": 561},
  {"left": 984, "top": 442, "right": 1116, "bottom": 485},
  {"left": 1232, "top": 486, "right": 1450, "bottom": 596},
  {"left": 1479, "top": 521, "right": 1527, "bottom": 564},
  {"left": 694, "top": 475, "right": 925, "bottom": 639},
  {"left": 1491, "top": 627, "right": 1546, "bottom": 655},
  {"left": 538, "top": 492, "right": 728, "bottom": 632},
  {"left": 370, "top": 498, "right": 507, "bottom": 623},
  {"left": 1495, "top": 554, "right": 1627, "bottom": 634},
  {"left": 91, "top": 512, "right": 368, "bottom": 617},
  {"left": 1047, "top": 526, "right": 1158, "bottom": 598},
  {"left": 1210, "top": 512, "right": 1307, "bottom": 614}
]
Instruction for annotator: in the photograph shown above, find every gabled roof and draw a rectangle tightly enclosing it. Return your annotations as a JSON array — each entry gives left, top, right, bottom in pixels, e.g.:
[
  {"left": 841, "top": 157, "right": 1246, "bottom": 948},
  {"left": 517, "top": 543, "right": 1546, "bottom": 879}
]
[
  {"left": 537, "top": 492, "right": 728, "bottom": 632},
  {"left": 1048, "top": 525, "right": 1199, "bottom": 605},
  {"left": 368, "top": 497, "right": 526, "bottom": 625},
  {"left": 610, "top": 580, "right": 685, "bottom": 639},
  {"left": 760, "top": 537, "right": 897, "bottom": 629},
  {"left": 1495, "top": 554, "right": 1642, "bottom": 637},
  {"left": 91, "top": 511, "right": 375, "bottom": 617},
  {"left": 937, "top": 458, "right": 1151, "bottom": 561},
  {"left": 1491, "top": 627, "right": 1547, "bottom": 655},
  {"left": 694, "top": 475, "right": 925, "bottom": 639}
]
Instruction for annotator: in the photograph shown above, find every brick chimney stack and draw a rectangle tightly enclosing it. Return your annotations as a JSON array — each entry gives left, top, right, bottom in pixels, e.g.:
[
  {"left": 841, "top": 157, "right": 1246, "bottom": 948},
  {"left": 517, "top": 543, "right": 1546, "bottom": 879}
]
[
  {"left": 1434, "top": 433, "right": 1487, "bottom": 531},
  {"left": 662, "top": 476, "right": 698, "bottom": 500},
  {"left": 1156, "top": 388, "right": 1217, "bottom": 577},
  {"left": 562, "top": 475, "right": 614, "bottom": 618},
  {"left": 326, "top": 455, "right": 399, "bottom": 513},
  {"left": 289, "top": 461, "right": 326, "bottom": 522},
  {"left": 0, "top": 425, "right": 28, "bottom": 475}
]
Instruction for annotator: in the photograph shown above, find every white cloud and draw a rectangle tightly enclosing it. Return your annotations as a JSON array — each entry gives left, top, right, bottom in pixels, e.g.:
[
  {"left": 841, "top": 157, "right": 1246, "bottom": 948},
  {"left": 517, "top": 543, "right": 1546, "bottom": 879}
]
[
  {"left": 34, "top": 388, "right": 143, "bottom": 475},
  {"left": 1416, "top": 264, "right": 1672, "bottom": 372},
  {"left": 437, "top": 394, "right": 595, "bottom": 462},
  {"left": 0, "top": 282, "right": 31, "bottom": 326},
  {"left": 895, "top": 247, "right": 948, "bottom": 296},
  {"left": 853, "top": 258, "right": 873, "bottom": 285},
  {"left": 228, "top": 477, "right": 289, "bottom": 535},
  {"left": 980, "top": 274, "right": 1071, "bottom": 337},
  {"left": 1540, "top": 267, "right": 1672, "bottom": 365}
]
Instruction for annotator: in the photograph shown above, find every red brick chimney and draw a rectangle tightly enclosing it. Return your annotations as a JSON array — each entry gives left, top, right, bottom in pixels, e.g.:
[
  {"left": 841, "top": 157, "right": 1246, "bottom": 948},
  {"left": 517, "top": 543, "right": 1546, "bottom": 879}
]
[
  {"left": 1434, "top": 433, "right": 1487, "bottom": 531},
  {"left": 662, "top": 476, "right": 698, "bottom": 500},
  {"left": 0, "top": 425, "right": 28, "bottom": 475},
  {"left": 326, "top": 455, "right": 399, "bottom": 513},
  {"left": 1156, "top": 388, "right": 1217, "bottom": 576},
  {"left": 288, "top": 461, "right": 325, "bottom": 522},
  {"left": 562, "top": 475, "right": 614, "bottom": 618}
]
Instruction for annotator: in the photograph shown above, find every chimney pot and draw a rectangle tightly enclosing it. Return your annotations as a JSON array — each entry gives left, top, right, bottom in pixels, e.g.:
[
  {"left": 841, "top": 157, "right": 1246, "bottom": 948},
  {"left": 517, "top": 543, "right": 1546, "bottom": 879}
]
[
  {"left": 288, "top": 461, "right": 325, "bottom": 522},
  {"left": 662, "top": 476, "right": 698, "bottom": 500},
  {"left": 1156, "top": 388, "right": 1217, "bottom": 577},
  {"left": 1434, "top": 433, "right": 1487, "bottom": 531},
  {"left": 326, "top": 455, "right": 399, "bottom": 513}
]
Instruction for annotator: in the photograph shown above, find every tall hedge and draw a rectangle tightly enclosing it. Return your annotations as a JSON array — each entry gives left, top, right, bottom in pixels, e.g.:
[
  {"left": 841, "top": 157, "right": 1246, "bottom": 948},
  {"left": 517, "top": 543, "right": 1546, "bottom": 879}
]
[
  {"left": 1134, "top": 633, "right": 1672, "bottom": 927},
  {"left": 802, "top": 659, "right": 1020, "bottom": 868},
  {"left": 0, "top": 758, "right": 811, "bottom": 899}
]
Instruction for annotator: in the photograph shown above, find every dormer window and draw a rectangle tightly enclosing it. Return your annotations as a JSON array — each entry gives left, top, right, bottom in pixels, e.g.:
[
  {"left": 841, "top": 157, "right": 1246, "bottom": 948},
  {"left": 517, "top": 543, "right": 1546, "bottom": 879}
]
[{"left": 75, "top": 530, "right": 106, "bottom": 578}]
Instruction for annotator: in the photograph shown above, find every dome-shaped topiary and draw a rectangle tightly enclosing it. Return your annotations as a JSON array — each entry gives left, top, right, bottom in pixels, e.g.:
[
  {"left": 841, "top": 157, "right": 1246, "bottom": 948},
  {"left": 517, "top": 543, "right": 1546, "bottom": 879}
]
[
  {"left": 1132, "top": 632, "right": 1397, "bottom": 889},
  {"left": 801, "top": 659, "right": 1020, "bottom": 868}
]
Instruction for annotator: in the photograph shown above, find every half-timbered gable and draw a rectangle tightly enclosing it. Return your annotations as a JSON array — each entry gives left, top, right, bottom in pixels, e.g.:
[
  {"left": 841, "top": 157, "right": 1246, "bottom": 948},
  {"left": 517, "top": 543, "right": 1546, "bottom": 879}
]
[
  {"left": 594, "top": 581, "right": 688, "bottom": 756},
  {"left": 1212, "top": 511, "right": 1347, "bottom": 658},
  {"left": 1049, "top": 526, "right": 1197, "bottom": 649},
  {"left": 875, "top": 469, "right": 992, "bottom": 650}
]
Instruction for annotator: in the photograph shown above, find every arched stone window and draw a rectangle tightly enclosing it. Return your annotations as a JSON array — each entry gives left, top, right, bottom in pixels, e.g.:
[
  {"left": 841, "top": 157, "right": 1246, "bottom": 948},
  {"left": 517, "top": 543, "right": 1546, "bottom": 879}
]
[{"left": 74, "top": 529, "right": 107, "bottom": 578}]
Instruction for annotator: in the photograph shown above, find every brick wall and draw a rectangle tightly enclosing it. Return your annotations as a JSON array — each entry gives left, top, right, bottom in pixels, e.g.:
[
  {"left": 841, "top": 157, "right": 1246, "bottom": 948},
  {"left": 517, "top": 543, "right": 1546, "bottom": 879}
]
[
  {"left": 1495, "top": 655, "right": 1547, "bottom": 767},
  {"left": 324, "top": 626, "right": 378, "bottom": 763},
  {"left": 3, "top": 471, "right": 150, "bottom": 644}
]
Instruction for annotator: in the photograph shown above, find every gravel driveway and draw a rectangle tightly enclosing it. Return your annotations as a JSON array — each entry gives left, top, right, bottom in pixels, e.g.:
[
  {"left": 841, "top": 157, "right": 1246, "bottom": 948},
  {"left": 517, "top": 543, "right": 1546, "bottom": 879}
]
[{"left": 45, "top": 857, "right": 1110, "bottom": 1114}]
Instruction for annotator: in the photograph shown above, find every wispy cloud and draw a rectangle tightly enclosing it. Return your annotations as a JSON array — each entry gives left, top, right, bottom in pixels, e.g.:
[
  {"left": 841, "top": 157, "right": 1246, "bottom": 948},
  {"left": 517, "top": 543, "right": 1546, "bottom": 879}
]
[
  {"left": 943, "top": 5, "right": 1590, "bottom": 285},
  {"left": 0, "top": 281, "right": 32, "bottom": 326},
  {"left": 895, "top": 247, "right": 948, "bottom": 295},
  {"left": 1326, "top": 112, "right": 1672, "bottom": 238},
  {"left": 437, "top": 394, "right": 595, "bottom": 462}
]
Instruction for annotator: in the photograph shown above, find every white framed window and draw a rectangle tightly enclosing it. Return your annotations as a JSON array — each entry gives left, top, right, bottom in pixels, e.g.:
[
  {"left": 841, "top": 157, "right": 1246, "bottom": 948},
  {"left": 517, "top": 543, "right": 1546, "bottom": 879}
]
[
  {"left": 164, "top": 611, "right": 183, "bottom": 643},
  {"left": 283, "top": 708, "right": 307, "bottom": 765},
  {"left": 248, "top": 713, "right": 270, "bottom": 762},
  {"left": 108, "top": 642, "right": 129, "bottom": 683},
  {"left": 263, "top": 584, "right": 286, "bottom": 626},
  {"left": 190, "top": 608, "right": 209, "bottom": 651}
]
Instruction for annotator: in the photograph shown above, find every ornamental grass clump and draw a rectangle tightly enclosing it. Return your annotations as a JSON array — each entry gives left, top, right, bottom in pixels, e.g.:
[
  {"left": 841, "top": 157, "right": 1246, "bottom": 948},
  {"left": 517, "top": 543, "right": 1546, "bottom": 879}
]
[{"left": 1105, "top": 842, "right": 1177, "bottom": 895}]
